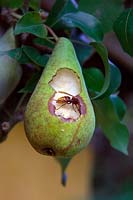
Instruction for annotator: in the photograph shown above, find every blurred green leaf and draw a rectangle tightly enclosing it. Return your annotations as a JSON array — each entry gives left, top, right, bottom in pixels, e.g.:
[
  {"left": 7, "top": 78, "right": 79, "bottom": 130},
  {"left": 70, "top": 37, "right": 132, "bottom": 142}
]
[
  {"left": 33, "top": 38, "right": 55, "bottom": 49},
  {"left": 113, "top": 8, "right": 133, "bottom": 56},
  {"left": 90, "top": 42, "right": 110, "bottom": 99},
  {"left": 83, "top": 64, "right": 121, "bottom": 99},
  {"left": 104, "top": 62, "right": 121, "bottom": 97},
  {"left": 19, "top": 72, "right": 41, "bottom": 93},
  {"left": 72, "top": 38, "right": 93, "bottom": 65},
  {"left": 111, "top": 95, "right": 127, "bottom": 120},
  {"left": 83, "top": 67, "right": 104, "bottom": 93},
  {"left": 22, "top": 45, "right": 49, "bottom": 67},
  {"left": 0, "top": 0, "right": 39, "bottom": 9},
  {"left": 14, "top": 11, "right": 47, "bottom": 38},
  {"left": 79, "top": 0, "right": 123, "bottom": 33},
  {"left": 94, "top": 97, "right": 129, "bottom": 155},
  {"left": 46, "top": 0, "right": 77, "bottom": 27},
  {"left": 61, "top": 11, "right": 103, "bottom": 41},
  {"left": 30, "top": 0, "right": 40, "bottom": 10},
  {"left": 83, "top": 62, "right": 121, "bottom": 99},
  {"left": 0, "top": 48, "right": 30, "bottom": 64},
  {"left": 0, "top": 0, "right": 23, "bottom": 8}
]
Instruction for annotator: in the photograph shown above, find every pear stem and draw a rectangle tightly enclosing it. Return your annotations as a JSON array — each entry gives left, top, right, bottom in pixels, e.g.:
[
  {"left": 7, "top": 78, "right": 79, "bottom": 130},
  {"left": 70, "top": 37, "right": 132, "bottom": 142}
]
[{"left": 46, "top": 25, "right": 58, "bottom": 42}]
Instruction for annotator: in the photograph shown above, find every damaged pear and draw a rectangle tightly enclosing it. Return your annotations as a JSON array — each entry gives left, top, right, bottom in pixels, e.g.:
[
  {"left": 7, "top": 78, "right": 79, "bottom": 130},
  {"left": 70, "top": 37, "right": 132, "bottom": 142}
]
[{"left": 24, "top": 37, "right": 95, "bottom": 157}]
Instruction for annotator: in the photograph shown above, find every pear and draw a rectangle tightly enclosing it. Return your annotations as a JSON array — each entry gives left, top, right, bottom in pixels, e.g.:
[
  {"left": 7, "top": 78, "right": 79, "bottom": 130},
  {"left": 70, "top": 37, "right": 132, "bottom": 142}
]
[
  {"left": 24, "top": 37, "right": 95, "bottom": 157},
  {"left": 0, "top": 28, "right": 22, "bottom": 105}
]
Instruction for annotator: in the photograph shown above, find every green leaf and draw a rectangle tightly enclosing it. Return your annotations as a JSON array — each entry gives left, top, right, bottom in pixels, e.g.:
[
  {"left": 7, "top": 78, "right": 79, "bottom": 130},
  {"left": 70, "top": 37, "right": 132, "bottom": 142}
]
[
  {"left": 90, "top": 42, "right": 110, "bottom": 99},
  {"left": 79, "top": 0, "right": 123, "bottom": 33},
  {"left": 46, "top": 0, "right": 77, "bottom": 27},
  {"left": 33, "top": 38, "right": 55, "bottom": 49},
  {"left": 83, "top": 63, "right": 121, "bottom": 99},
  {"left": 22, "top": 45, "right": 49, "bottom": 67},
  {"left": 61, "top": 11, "right": 103, "bottom": 41},
  {"left": 56, "top": 157, "right": 71, "bottom": 186},
  {"left": 0, "top": 48, "right": 30, "bottom": 64},
  {"left": 113, "top": 8, "right": 133, "bottom": 56},
  {"left": 14, "top": 11, "right": 47, "bottom": 38},
  {"left": 111, "top": 95, "right": 127, "bottom": 120},
  {"left": 30, "top": 0, "right": 40, "bottom": 10},
  {"left": 83, "top": 67, "right": 104, "bottom": 93},
  {"left": 0, "top": 0, "right": 39, "bottom": 9},
  {"left": 94, "top": 97, "right": 129, "bottom": 155},
  {"left": 72, "top": 38, "right": 93, "bottom": 65},
  {"left": 0, "top": 0, "right": 23, "bottom": 8},
  {"left": 19, "top": 72, "right": 41, "bottom": 93},
  {"left": 0, "top": 48, "right": 29, "bottom": 64},
  {"left": 104, "top": 62, "right": 121, "bottom": 96}
]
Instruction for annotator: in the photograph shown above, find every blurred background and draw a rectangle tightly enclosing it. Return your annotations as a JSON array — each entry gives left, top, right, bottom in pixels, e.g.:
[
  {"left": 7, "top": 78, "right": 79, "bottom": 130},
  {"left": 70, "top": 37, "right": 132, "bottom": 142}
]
[{"left": 0, "top": 122, "right": 93, "bottom": 200}]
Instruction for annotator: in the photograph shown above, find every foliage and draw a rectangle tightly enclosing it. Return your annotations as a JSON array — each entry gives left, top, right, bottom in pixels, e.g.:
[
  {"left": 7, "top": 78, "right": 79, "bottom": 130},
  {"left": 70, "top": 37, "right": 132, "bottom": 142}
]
[
  {"left": 0, "top": 0, "right": 132, "bottom": 186},
  {"left": 113, "top": 8, "right": 133, "bottom": 56}
]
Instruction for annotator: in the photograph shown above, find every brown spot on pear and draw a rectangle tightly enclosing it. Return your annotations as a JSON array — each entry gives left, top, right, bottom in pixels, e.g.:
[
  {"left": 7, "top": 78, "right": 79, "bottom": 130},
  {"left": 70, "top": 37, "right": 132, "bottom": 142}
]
[{"left": 24, "top": 37, "right": 95, "bottom": 157}]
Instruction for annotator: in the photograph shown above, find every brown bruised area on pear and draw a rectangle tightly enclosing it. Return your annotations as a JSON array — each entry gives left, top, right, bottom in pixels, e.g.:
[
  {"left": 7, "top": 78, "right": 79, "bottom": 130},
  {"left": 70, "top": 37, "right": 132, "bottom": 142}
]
[
  {"left": 48, "top": 68, "right": 86, "bottom": 122},
  {"left": 24, "top": 37, "right": 95, "bottom": 157}
]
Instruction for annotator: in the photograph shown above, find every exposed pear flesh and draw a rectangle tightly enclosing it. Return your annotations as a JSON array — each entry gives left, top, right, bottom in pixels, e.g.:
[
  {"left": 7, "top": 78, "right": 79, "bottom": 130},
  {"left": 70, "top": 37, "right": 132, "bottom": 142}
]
[{"left": 24, "top": 37, "right": 95, "bottom": 157}]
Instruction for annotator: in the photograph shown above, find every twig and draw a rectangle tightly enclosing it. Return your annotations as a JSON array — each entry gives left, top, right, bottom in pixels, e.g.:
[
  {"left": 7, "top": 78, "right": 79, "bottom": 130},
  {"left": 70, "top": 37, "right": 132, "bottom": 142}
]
[
  {"left": 14, "top": 93, "right": 27, "bottom": 114},
  {"left": 45, "top": 25, "right": 58, "bottom": 42},
  {"left": 11, "top": 12, "right": 22, "bottom": 20},
  {"left": 22, "top": 0, "right": 30, "bottom": 13}
]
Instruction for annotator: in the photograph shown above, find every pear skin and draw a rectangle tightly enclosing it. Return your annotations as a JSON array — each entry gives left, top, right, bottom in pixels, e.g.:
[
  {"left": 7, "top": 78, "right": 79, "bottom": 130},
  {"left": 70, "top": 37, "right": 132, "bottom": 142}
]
[{"left": 24, "top": 37, "right": 95, "bottom": 157}]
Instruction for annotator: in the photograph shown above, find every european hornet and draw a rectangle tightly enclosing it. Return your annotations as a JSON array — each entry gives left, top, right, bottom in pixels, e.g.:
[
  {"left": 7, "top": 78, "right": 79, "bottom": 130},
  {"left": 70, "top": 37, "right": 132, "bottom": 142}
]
[{"left": 55, "top": 91, "right": 81, "bottom": 113}]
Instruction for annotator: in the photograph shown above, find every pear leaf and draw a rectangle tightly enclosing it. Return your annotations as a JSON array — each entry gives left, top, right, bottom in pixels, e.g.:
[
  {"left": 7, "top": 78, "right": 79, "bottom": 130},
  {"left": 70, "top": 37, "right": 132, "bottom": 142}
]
[
  {"left": 94, "top": 97, "right": 129, "bottom": 155},
  {"left": 0, "top": 48, "right": 30, "bottom": 64},
  {"left": 113, "top": 8, "right": 133, "bottom": 56},
  {"left": 110, "top": 95, "right": 127, "bottom": 121},
  {"left": 61, "top": 11, "right": 103, "bottom": 41},
  {"left": 22, "top": 45, "right": 49, "bottom": 67},
  {"left": 14, "top": 11, "right": 47, "bottom": 38},
  {"left": 46, "top": 0, "right": 77, "bottom": 27},
  {"left": 89, "top": 42, "right": 110, "bottom": 99}
]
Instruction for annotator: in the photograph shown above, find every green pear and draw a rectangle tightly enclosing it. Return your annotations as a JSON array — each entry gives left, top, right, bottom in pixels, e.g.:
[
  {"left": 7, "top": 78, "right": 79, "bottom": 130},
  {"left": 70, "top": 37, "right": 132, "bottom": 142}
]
[
  {"left": 24, "top": 37, "right": 95, "bottom": 157},
  {"left": 0, "top": 28, "right": 22, "bottom": 105}
]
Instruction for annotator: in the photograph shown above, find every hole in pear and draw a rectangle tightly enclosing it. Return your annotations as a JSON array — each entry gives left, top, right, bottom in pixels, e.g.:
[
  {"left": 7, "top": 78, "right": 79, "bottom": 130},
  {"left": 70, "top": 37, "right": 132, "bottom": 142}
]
[
  {"left": 41, "top": 147, "right": 56, "bottom": 156},
  {"left": 48, "top": 68, "right": 86, "bottom": 122}
]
